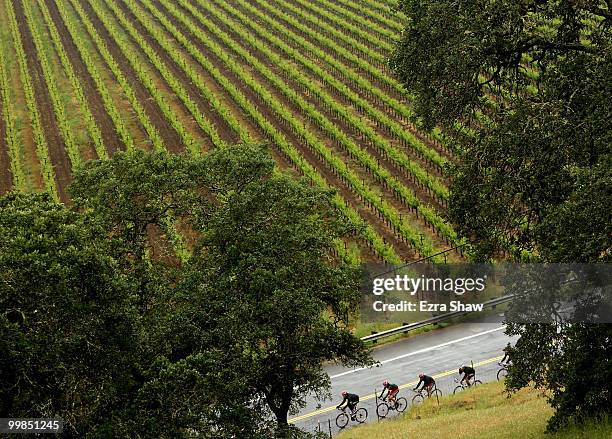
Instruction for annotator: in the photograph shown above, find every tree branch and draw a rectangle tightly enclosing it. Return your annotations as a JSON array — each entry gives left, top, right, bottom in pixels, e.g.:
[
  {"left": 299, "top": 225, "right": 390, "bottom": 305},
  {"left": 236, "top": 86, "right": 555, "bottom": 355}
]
[{"left": 583, "top": 4, "right": 612, "bottom": 21}]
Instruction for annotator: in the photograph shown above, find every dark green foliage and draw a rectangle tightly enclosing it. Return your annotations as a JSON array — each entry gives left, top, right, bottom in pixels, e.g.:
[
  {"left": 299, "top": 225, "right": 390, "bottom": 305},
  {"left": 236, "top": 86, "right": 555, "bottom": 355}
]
[
  {"left": 1, "top": 145, "right": 369, "bottom": 437},
  {"left": 0, "top": 193, "right": 138, "bottom": 436},
  {"left": 391, "top": 0, "right": 611, "bottom": 431},
  {"left": 505, "top": 322, "right": 612, "bottom": 430},
  {"left": 190, "top": 161, "right": 370, "bottom": 426},
  {"left": 68, "top": 149, "right": 209, "bottom": 261},
  {"left": 391, "top": 0, "right": 611, "bottom": 262}
]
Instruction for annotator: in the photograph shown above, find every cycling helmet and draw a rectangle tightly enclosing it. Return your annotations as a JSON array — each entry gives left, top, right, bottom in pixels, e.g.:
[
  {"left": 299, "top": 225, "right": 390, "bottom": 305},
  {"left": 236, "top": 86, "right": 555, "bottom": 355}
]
[
  {"left": 383, "top": 380, "right": 389, "bottom": 386},
  {"left": 418, "top": 372, "right": 424, "bottom": 378},
  {"left": 341, "top": 391, "right": 348, "bottom": 397}
]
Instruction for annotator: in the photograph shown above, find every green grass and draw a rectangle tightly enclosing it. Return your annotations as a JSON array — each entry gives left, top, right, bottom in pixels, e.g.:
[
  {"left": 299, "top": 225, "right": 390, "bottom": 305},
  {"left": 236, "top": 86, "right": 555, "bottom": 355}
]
[{"left": 337, "top": 381, "right": 612, "bottom": 439}]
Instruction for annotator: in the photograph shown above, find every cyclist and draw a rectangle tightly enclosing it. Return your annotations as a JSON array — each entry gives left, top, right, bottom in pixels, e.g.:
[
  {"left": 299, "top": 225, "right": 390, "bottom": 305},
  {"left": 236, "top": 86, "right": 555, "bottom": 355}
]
[
  {"left": 499, "top": 343, "right": 512, "bottom": 366},
  {"left": 379, "top": 380, "right": 400, "bottom": 404},
  {"left": 337, "top": 391, "right": 359, "bottom": 419},
  {"left": 458, "top": 365, "right": 475, "bottom": 386},
  {"left": 413, "top": 373, "right": 435, "bottom": 395}
]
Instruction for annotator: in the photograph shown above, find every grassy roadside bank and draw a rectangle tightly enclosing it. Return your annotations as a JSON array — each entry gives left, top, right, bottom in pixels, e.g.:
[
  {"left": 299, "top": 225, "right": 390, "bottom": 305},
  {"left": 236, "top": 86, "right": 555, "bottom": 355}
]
[{"left": 337, "top": 381, "right": 611, "bottom": 439}]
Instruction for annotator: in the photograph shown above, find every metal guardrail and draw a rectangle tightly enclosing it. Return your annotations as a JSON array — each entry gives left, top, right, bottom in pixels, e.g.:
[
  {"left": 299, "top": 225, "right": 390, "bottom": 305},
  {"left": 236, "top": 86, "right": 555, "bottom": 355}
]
[{"left": 361, "top": 294, "right": 515, "bottom": 343}]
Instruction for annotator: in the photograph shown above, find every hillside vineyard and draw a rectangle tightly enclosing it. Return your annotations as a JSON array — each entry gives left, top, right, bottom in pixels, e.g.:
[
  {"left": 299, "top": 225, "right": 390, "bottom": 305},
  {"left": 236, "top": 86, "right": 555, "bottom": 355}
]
[{"left": 0, "top": 0, "right": 463, "bottom": 264}]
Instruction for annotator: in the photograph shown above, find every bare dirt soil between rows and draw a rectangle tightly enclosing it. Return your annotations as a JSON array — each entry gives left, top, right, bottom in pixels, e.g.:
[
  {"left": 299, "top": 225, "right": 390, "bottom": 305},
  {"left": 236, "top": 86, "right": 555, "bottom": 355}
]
[
  {"left": 231, "top": 0, "right": 453, "bottom": 163},
  {"left": 44, "top": 0, "right": 125, "bottom": 157},
  {"left": 252, "top": 0, "right": 454, "bottom": 161},
  {"left": 197, "top": 2, "right": 452, "bottom": 255},
  {"left": 158, "top": 0, "right": 417, "bottom": 261},
  {"left": 79, "top": 0, "right": 185, "bottom": 155},
  {"left": 113, "top": 0, "right": 240, "bottom": 149},
  {"left": 15, "top": 0, "right": 73, "bottom": 202},
  {"left": 141, "top": 0, "right": 347, "bottom": 207},
  {"left": 0, "top": 98, "right": 13, "bottom": 194}
]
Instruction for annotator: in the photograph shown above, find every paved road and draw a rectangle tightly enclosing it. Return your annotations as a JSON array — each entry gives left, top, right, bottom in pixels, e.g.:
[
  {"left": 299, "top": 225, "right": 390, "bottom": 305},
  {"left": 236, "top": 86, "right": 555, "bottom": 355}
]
[{"left": 292, "top": 315, "right": 517, "bottom": 435}]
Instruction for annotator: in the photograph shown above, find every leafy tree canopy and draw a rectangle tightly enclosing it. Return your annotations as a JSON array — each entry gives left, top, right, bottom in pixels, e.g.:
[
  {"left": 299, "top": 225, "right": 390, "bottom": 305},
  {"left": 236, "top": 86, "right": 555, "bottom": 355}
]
[
  {"left": 0, "top": 193, "right": 138, "bottom": 436},
  {"left": 391, "top": 0, "right": 611, "bottom": 431},
  {"left": 1, "top": 145, "right": 369, "bottom": 438},
  {"left": 390, "top": 0, "right": 611, "bottom": 262},
  {"left": 188, "top": 162, "right": 370, "bottom": 427}
]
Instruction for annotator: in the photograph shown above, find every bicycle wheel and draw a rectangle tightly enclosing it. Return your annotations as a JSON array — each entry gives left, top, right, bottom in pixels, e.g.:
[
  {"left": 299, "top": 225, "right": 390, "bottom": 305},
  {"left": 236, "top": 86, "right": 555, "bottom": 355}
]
[
  {"left": 355, "top": 408, "right": 368, "bottom": 423},
  {"left": 376, "top": 402, "right": 389, "bottom": 418},
  {"left": 453, "top": 385, "right": 464, "bottom": 394},
  {"left": 497, "top": 367, "right": 508, "bottom": 380},
  {"left": 432, "top": 388, "right": 443, "bottom": 398},
  {"left": 335, "top": 412, "right": 349, "bottom": 429},
  {"left": 395, "top": 397, "right": 408, "bottom": 413},
  {"left": 474, "top": 380, "right": 483, "bottom": 386},
  {"left": 412, "top": 393, "right": 424, "bottom": 405}
]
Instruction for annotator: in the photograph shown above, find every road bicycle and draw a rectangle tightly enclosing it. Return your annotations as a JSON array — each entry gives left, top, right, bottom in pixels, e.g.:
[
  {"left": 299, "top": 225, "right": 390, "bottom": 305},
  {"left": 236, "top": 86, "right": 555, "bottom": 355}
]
[
  {"left": 411, "top": 386, "right": 442, "bottom": 405},
  {"left": 335, "top": 405, "right": 368, "bottom": 429},
  {"left": 497, "top": 363, "right": 509, "bottom": 380},
  {"left": 453, "top": 377, "right": 483, "bottom": 394},
  {"left": 376, "top": 395, "right": 408, "bottom": 418}
]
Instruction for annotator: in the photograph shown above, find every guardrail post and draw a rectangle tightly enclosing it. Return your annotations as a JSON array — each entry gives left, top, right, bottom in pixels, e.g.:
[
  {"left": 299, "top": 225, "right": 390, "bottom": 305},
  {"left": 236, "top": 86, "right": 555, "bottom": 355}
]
[
  {"left": 375, "top": 390, "right": 380, "bottom": 421},
  {"left": 328, "top": 419, "right": 332, "bottom": 438},
  {"left": 402, "top": 323, "right": 409, "bottom": 334},
  {"left": 371, "top": 331, "right": 378, "bottom": 344}
]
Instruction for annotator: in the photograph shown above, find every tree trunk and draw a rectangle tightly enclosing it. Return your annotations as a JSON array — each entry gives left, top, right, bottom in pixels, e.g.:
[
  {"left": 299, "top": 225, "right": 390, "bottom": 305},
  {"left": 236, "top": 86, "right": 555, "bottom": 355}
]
[
  {"left": 272, "top": 406, "right": 289, "bottom": 426},
  {"left": 263, "top": 385, "right": 292, "bottom": 427}
]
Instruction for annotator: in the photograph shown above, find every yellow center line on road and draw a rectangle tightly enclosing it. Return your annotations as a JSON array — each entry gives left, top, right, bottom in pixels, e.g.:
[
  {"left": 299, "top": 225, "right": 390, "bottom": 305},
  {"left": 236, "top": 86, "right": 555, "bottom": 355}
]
[{"left": 288, "top": 355, "right": 504, "bottom": 423}]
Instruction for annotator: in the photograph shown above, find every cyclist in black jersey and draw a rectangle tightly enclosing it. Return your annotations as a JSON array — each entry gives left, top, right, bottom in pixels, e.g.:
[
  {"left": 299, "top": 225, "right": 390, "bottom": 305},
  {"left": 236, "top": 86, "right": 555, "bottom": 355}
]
[
  {"left": 413, "top": 373, "right": 435, "bottom": 395},
  {"left": 499, "top": 343, "right": 512, "bottom": 366},
  {"left": 459, "top": 365, "right": 475, "bottom": 386},
  {"left": 337, "top": 391, "right": 359, "bottom": 418}
]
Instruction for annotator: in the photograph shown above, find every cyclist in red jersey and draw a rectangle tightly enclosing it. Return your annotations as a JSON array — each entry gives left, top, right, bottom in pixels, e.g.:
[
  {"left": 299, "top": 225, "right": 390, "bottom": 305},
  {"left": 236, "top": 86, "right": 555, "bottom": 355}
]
[{"left": 379, "top": 380, "right": 400, "bottom": 403}]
